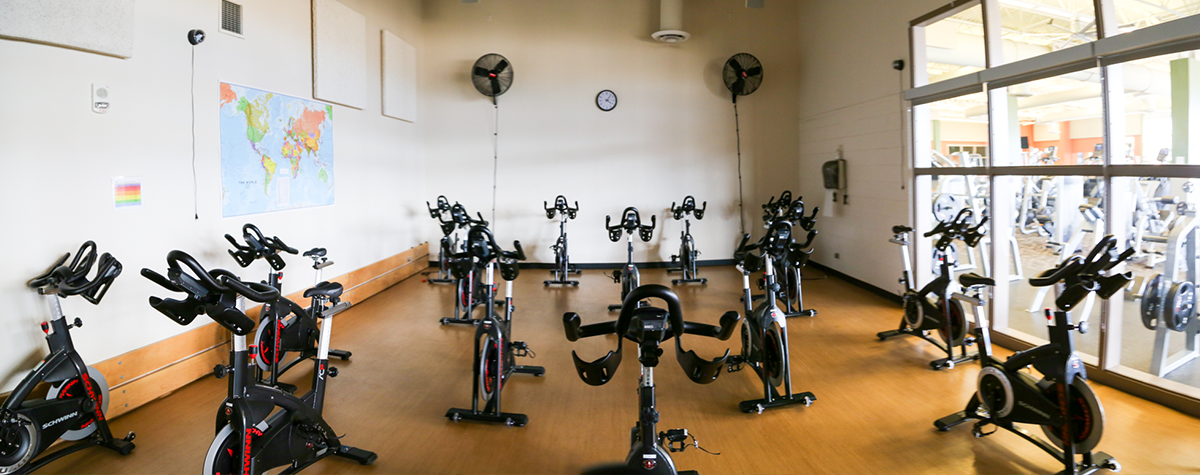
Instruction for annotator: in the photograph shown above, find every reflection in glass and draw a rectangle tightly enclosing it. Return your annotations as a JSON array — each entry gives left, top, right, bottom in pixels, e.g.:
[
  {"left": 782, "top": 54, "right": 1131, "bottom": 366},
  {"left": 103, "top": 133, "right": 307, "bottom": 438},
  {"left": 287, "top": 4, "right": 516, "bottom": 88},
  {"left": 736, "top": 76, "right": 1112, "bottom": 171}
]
[
  {"left": 924, "top": 5, "right": 987, "bottom": 85},
  {"left": 1116, "top": 177, "right": 1200, "bottom": 389},
  {"left": 1112, "top": 48, "right": 1200, "bottom": 166},
  {"left": 925, "top": 92, "right": 990, "bottom": 168},
  {"left": 1112, "top": 0, "right": 1200, "bottom": 35},
  {"left": 998, "top": 0, "right": 1097, "bottom": 60},
  {"left": 1001, "top": 175, "right": 1105, "bottom": 359}
]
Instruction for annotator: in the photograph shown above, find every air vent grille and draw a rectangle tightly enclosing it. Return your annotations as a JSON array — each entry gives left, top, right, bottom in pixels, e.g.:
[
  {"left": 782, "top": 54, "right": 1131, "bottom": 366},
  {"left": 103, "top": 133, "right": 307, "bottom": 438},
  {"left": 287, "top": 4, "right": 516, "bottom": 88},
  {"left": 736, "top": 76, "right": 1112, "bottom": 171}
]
[{"left": 221, "top": 0, "right": 243, "bottom": 36}]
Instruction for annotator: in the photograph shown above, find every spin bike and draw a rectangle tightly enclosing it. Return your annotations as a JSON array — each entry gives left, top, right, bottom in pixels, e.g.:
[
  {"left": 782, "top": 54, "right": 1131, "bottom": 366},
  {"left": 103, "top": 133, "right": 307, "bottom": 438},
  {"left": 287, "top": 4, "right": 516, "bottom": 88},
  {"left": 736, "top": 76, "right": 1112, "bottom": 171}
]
[
  {"left": 564, "top": 285, "right": 739, "bottom": 475},
  {"left": 935, "top": 235, "right": 1130, "bottom": 475},
  {"left": 1, "top": 242, "right": 135, "bottom": 474},
  {"left": 544, "top": 195, "right": 581, "bottom": 287},
  {"left": 727, "top": 222, "right": 817, "bottom": 414},
  {"left": 426, "top": 195, "right": 457, "bottom": 284},
  {"left": 446, "top": 225, "right": 544, "bottom": 426},
  {"left": 439, "top": 205, "right": 493, "bottom": 326},
  {"left": 668, "top": 196, "right": 707, "bottom": 285},
  {"left": 606, "top": 207, "right": 656, "bottom": 312},
  {"left": 225, "top": 224, "right": 351, "bottom": 391},
  {"left": 143, "top": 251, "right": 376, "bottom": 474},
  {"left": 878, "top": 209, "right": 988, "bottom": 370},
  {"left": 759, "top": 192, "right": 820, "bottom": 318}
]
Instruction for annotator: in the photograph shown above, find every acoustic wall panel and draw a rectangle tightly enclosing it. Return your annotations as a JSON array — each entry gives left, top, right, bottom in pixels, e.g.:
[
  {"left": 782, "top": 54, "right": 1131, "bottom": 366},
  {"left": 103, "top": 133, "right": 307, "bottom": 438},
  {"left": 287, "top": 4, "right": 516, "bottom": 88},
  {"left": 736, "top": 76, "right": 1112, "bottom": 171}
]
[
  {"left": 312, "top": 0, "right": 366, "bottom": 109},
  {"left": 0, "top": 0, "right": 135, "bottom": 58},
  {"left": 381, "top": 30, "right": 417, "bottom": 122}
]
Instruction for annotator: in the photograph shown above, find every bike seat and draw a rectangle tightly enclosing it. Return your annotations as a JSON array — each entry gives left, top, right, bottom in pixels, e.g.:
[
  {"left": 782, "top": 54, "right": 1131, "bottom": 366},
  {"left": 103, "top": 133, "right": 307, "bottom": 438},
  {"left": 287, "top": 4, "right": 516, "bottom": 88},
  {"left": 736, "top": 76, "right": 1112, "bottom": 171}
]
[
  {"left": 303, "top": 248, "right": 327, "bottom": 257},
  {"left": 892, "top": 225, "right": 912, "bottom": 234},
  {"left": 958, "top": 273, "right": 995, "bottom": 288},
  {"left": 304, "top": 281, "right": 344, "bottom": 299}
]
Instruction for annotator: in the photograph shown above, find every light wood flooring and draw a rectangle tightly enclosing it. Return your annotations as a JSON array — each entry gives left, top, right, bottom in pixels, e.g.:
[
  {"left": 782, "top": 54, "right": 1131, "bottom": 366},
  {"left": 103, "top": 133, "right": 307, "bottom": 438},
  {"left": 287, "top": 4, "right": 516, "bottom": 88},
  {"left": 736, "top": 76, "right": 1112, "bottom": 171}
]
[{"left": 33, "top": 266, "right": 1200, "bottom": 474}]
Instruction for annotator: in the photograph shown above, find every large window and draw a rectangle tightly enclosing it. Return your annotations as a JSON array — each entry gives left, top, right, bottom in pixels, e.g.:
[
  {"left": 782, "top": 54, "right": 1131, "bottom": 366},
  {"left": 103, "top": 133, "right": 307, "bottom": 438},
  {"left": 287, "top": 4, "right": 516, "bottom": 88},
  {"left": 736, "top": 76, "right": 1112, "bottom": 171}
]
[{"left": 908, "top": 0, "right": 1200, "bottom": 413}]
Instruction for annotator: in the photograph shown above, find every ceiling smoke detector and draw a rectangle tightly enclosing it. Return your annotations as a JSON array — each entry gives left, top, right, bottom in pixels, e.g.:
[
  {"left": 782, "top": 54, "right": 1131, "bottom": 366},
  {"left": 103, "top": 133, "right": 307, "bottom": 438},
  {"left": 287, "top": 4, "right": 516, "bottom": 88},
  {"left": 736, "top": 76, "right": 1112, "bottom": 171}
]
[{"left": 653, "top": 0, "right": 690, "bottom": 43}]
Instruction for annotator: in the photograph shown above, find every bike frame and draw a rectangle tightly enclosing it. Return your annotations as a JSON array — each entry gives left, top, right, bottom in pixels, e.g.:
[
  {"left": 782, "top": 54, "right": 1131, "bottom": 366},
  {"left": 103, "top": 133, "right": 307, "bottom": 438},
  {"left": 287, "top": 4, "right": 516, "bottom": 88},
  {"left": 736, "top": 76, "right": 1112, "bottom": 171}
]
[{"left": 1, "top": 295, "right": 133, "bottom": 475}]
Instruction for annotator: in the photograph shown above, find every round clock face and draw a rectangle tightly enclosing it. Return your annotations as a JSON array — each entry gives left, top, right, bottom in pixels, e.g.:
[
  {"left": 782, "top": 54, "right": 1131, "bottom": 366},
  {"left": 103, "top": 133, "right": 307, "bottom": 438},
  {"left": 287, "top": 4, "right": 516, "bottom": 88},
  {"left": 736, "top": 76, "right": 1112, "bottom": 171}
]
[{"left": 596, "top": 90, "right": 617, "bottom": 111}]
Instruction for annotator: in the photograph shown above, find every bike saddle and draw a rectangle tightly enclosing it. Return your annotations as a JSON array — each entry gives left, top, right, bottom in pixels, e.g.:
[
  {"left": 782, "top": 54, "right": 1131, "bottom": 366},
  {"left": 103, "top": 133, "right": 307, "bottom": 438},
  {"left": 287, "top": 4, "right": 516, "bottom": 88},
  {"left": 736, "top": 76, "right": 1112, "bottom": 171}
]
[
  {"left": 892, "top": 225, "right": 912, "bottom": 234},
  {"left": 303, "top": 248, "right": 327, "bottom": 257},
  {"left": 958, "top": 273, "right": 995, "bottom": 288},
  {"left": 304, "top": 281, "right": 344, "bottom": 299}
]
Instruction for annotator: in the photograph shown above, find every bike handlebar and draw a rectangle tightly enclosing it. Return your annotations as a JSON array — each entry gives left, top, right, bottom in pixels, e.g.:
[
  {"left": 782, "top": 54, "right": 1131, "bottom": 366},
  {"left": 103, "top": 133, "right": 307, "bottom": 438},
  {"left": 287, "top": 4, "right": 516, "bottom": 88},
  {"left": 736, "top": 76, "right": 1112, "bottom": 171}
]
[
  {"left": 225, "top": 224, "right": 296, "bottom": 271},
  {"left": 143, "top": 250, "right": 281, "bottom": 335},
  {"left": 562, "top": 284, "right": 738, "bottom": 386},
  {"left": 1028, "top": 235, "right": 1134, "bottom": 311},
  {"left": 544, "top": 195, "right": 579, "bottom": 220},
  {"left": 605, "top": 207, "right": 656, "bottom": 242},
  {"left": 670, "top": 196, "right": 707, "bottom": 220},
  {"left": 426, "top": 195, "right": 452, "bottom": 220},
  {"left": 28, "top": 241, "right": 123, "bottom": 304}
]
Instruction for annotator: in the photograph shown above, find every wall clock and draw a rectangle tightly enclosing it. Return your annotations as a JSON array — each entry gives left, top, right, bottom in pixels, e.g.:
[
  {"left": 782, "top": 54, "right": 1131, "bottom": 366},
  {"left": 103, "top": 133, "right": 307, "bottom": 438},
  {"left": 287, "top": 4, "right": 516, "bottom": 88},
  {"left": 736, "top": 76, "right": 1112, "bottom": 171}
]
[{"left": 596, "top": 90, "right": 617, "bottom": 111}]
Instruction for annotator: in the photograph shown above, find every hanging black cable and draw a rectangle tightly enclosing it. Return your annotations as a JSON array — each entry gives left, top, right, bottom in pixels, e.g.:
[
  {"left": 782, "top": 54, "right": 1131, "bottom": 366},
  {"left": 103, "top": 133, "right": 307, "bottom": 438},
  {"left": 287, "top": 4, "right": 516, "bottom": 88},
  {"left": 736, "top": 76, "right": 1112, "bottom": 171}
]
[
  {"left": 191, "top": 46, "right": 199, "bottom": 219},
  {"left": 735, "top": 100, "right": 745, "bottom": 235},
  {"left": 492, "top": 102, "right": 499, "bottom": 231}
]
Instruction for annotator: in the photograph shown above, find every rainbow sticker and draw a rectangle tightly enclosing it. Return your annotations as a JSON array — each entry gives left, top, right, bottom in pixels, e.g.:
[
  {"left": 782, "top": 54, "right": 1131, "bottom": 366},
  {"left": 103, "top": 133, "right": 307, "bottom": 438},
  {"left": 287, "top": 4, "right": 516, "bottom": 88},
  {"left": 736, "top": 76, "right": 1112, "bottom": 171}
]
[{"left": 113, "top": 177, "right": 142, "bottom": 209}]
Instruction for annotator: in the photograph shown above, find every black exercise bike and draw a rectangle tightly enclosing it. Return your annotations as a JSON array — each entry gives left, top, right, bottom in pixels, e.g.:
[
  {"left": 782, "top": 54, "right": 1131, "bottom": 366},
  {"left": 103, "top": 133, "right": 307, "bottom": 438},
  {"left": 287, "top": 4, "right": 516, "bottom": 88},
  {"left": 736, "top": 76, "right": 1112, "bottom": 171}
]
[
  {"left": 143, "top": 251, "right": 376, "bottom": 474},
  {"left": 225, "top": 224, "right": 351, "bottom": 391},
  {"left": 437, "top": 204, "right": 493, "bottom": 326},
  {"left": 606, "top": 207, "right": 656, "bottom": 312},
  {"left": 564, "top": 285, "right": 739, "bottom": 475},
  {"left": 1, "top": 242, "right": 135, "bottom": 474},
  {"left": 728, "top": 222, "right": 817, "bottom": 414},
  {"left": 760, "top": 191, "right": 819, "bottom": 318},
  {"left": 878, "top": 208, "right": 988, "bottom": 370},
  {"left": 935, "top": 235, "right": 1130, "bottom": 475},
  {"left": 446, "top": 225, "right": 544, "bottom": 426},
  {"left": 544, "top": 195, "right": 581, "bottom": 287},
  {"left": 426, "top": 195, "right": 458, "bottom": 284},
  {"left": 668, "top": 196, "right": 707, "bottom": 285}
]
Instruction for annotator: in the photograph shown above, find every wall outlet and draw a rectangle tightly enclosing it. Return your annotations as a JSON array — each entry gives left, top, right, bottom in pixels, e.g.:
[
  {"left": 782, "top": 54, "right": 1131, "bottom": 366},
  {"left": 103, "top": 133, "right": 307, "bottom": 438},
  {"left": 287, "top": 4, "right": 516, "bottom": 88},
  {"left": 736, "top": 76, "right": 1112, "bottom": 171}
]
[{"left": 834, "top": 253, "right": 840, "bottom": 259}]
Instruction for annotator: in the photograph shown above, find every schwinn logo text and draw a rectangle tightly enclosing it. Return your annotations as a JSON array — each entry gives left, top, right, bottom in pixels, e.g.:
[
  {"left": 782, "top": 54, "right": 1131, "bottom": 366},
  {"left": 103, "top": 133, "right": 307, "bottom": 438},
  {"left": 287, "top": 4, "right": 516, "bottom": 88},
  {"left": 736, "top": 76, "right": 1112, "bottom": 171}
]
[{"left": 42, "top": 411, "right": 79, "bottom": 429}]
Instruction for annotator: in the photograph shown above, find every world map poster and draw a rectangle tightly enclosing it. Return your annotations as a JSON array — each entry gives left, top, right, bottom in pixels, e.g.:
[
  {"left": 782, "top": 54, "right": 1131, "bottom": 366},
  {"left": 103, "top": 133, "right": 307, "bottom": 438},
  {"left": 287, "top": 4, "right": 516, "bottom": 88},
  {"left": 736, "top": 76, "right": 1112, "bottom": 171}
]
[{"left": 220, "top": 82, "right": 335, "bottom": 217}]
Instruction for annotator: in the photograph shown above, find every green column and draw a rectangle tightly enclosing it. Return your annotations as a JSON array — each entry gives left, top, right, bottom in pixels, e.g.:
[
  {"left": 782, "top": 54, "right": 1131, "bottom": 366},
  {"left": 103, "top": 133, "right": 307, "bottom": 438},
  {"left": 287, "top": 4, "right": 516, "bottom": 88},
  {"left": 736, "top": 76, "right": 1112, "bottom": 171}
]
[{"left": 1171, "top": 57, "right": 1200, "bottom": 164}]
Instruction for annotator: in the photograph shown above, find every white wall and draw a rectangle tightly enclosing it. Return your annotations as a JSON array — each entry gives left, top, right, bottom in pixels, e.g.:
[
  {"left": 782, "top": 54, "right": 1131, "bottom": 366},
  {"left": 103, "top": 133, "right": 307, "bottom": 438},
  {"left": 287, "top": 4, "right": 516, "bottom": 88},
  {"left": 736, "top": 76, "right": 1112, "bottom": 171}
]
[
  {"left": 0, "top": 0, "right": 424, "bottom": 392},
  {"left": 418, "top": 0, "right": 801, "bottom": 264},
  {"left": 794, "top": 0, "right": 948, "bottom": 293}
]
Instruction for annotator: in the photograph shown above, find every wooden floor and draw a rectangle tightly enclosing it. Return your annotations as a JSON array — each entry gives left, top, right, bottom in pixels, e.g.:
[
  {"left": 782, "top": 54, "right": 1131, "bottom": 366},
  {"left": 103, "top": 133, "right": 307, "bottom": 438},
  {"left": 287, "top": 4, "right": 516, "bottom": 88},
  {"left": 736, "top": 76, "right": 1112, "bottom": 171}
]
[{"left": 37, "top": 266, "right": 1200, "bottom": 474}]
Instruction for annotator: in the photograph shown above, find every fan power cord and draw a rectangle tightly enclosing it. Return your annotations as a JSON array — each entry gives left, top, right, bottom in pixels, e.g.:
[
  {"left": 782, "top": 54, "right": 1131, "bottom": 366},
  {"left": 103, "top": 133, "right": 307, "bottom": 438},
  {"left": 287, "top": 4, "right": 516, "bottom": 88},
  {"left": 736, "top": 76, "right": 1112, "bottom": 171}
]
[{"left": 735, "top": 100, "right": 745, "bottom": 235}]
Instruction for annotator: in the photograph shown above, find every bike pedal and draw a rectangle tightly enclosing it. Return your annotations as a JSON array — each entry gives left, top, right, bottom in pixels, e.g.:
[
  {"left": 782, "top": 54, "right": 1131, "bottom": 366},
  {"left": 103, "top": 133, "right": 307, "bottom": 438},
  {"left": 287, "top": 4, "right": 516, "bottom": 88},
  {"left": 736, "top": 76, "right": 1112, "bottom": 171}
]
[
  {"left": 512, "top": 341, "right": 534, "bottom": 358},
  {"left": 660, "top": 429, "right": 689, "bottom": 452}
]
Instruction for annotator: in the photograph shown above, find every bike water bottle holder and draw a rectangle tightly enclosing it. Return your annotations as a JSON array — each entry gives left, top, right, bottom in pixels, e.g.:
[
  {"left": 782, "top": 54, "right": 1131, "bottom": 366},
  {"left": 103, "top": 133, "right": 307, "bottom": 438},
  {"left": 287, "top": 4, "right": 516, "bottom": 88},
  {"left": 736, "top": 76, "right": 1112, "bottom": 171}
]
[
  {"left": 608, "top": 227, "right": 623, "bottom": 242},
  {"left": 498, "top": 260, "right": 521, "bottom": 281},
  {"left": 639, "top": 227, "right": 654, "bottom": 242}
]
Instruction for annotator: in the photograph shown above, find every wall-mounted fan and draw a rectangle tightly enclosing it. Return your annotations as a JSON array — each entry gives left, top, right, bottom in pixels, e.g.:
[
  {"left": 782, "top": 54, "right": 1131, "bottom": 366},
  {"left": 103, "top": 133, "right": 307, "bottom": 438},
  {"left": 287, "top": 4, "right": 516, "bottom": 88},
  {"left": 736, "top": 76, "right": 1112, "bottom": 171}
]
[
  {"left": 723, "top": 53, "right": 763, "bottom": 234},
  {"left": 471, "top": 53, "right": 513, "bottom": 228},
  {"left": 472, "top": 53, "right": 513, "bottom": 104},
  {"left": 723, "top": 53, "right": 763, "bottom": 103}
]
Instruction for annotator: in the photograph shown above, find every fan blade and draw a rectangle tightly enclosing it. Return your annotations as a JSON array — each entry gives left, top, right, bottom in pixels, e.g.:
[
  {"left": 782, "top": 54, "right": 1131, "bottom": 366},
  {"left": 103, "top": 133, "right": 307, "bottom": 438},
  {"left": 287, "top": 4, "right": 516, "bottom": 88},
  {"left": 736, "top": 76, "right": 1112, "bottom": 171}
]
[
  {"left": 728, "top": 59, "right": 745, "bottom": 75},
  {"left": 745, "top": 66, "right": 762, "bottom": 77},
  {"left": 474, "top": 66, "right": 491, "bottom": 77},
  {"left": 492, "top": 59, "right": 509, "bottom": 75},
  {"left": 490, "top": 77, "right": 502, "bottom": 96},
  {"left": 732, "top": 77, "right": 745, "bottom": 95}
]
